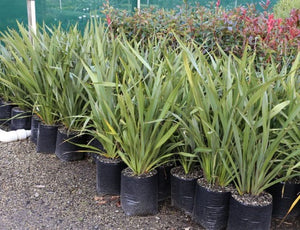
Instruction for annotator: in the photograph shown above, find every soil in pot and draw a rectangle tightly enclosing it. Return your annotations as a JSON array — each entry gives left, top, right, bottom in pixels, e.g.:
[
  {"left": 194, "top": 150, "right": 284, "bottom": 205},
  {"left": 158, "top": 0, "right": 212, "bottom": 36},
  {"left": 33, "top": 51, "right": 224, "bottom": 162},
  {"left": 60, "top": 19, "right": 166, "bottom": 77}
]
[
  {"left": 121, "top": 167, "right": 158, "bottom": 216},
  {"left": 157, "top": 163, "right": 174, "bottom": 202},
  {"left": 0, "top": 99, "right": 14, "bottom": 125},
  {"left": 227, "top": 191, "right": 273, "bottom": 230},
  {"left": 170, "top": 166, "right": 202, "bottom": 215},
  {"left": 55, "top": 128, "right": 85, "bottom": 161},
  {"left": 267, "top": 180, "right": 300, "bottom": 218},
  {"left": 36, "top": 123, "right": 58, "bottom": 154},
  {"left": 96, "top": 156, "right": 126, "bottom": 195},
  {"left": 192, "top": 178, "right": 231, "bottom": 230},
  {"left": 10, "top": 107, "right": 32, "bottom": 130},
  {"left": 30, "top": 115, "right": 41, "bottom": 145}
]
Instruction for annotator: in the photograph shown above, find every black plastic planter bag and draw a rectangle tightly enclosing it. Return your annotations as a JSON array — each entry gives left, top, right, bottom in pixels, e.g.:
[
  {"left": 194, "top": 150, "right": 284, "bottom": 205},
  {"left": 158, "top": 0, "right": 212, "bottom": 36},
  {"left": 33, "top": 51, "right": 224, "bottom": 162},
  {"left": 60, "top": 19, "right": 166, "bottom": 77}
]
[
  {"left": 30, "top": 115, "right": 40, "bottom": 144},
  {"left": 96, "top": 156, "right": 126, "bottom": 195},
  {"left": 10, "top": 107, "right": 31, "bottom": 130},
  {"left": 193, "top": 180, "right": 230, "bottom": 230},
  {"left": 55, "top": 129, "right": 85, "bottom": 161},
  {"left": 121, "top": 168, "right": 158, "bottom": 216},
  {"left": 36, "top": 123, "right": 58, "bottom": 154},
  {"left": 0, "top": 100, "right": 13, "bottom": 125},
  {"left": 157, "top": 164, "right": 173, "bottom": 202},
  {"left": 227, "top": 194, "right": 272, "bottom": 230},
  {"left": 267, "top": 182, "right": 300, "bottom": 218},
  {"left": 171, "top": 169, "right": 197, "bottom": 214}
]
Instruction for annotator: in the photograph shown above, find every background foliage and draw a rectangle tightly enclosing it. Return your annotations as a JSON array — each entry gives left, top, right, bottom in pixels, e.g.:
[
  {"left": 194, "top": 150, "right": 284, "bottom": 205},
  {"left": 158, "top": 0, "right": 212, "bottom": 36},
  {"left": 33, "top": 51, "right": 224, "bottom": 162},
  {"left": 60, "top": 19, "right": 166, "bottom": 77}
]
[{"left": 0, "top": 0, "right": 278, "bottom": 32}]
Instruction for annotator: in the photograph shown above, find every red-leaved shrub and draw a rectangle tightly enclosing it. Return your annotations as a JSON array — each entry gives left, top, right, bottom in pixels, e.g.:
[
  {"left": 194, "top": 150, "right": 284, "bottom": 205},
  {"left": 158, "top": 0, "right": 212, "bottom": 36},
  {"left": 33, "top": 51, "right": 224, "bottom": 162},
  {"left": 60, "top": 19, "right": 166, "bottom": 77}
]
[{"left": 103, "top": 2, "right": 300, "bottom": 63}]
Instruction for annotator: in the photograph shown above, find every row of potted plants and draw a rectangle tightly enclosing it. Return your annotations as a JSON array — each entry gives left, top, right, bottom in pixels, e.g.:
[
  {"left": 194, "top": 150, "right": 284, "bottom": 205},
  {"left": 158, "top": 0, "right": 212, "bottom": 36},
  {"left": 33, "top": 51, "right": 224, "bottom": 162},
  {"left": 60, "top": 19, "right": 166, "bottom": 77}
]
[
  {"left": 0, "top": 18, "right": 299, "bottom": 229},
  {"left": 0, "top": 22, "right": 90, "bottom": 159}
]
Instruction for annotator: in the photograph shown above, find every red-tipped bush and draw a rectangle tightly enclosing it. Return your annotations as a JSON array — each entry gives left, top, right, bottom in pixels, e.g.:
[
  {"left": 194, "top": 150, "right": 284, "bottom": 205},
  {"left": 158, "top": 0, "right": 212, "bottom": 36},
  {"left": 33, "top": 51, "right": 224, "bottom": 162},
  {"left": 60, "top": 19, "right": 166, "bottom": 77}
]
[{"left": 104, "top": 4, "right": 300, "bottom": 62}]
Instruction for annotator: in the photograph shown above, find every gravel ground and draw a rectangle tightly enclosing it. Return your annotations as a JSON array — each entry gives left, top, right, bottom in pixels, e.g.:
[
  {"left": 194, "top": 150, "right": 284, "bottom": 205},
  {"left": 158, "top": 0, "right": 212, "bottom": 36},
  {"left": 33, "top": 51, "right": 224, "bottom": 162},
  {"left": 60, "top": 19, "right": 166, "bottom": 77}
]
[{"left": 0, "top": 139, "right": 299, "bottom": 230}]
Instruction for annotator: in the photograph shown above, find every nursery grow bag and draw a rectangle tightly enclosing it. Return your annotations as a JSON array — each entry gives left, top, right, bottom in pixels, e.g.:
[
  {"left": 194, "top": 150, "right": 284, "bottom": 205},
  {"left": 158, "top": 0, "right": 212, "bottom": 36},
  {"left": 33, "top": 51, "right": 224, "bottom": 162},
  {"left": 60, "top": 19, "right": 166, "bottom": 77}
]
[
  {"left": 10, "top": 107, "right": 31, "bottom": 130},
  {"left": 192, "top": 179, "right": 231, "bottom": 230},
  {"left": 170, "top": 166, "right": 199, "bottom": 214},
  {"left": 157, "top": 163, "right": 173, "bottom": 202},
  {"left": 96, "top": 156, "right": 126, "bottom": 195},
  {"left": 55, "top": 128, "right": 85, "bottom": 161},
  {"left": 227, "top": 192, "right": 273, "bottom": 230},
  {"left": 30, "top": 115, "right": 40, "bottom": 144},
  {"left": 267, "top": 181, "right": 300, "bottom": 218},
  {"left": 36, "top": 123, "right": 58, "bottom": 154},
  {"left": 121, "top": 167, "right": 158, "bottom": 216},
  {"left": 0, "top": 99, "right": 13, "bottom": 125}
]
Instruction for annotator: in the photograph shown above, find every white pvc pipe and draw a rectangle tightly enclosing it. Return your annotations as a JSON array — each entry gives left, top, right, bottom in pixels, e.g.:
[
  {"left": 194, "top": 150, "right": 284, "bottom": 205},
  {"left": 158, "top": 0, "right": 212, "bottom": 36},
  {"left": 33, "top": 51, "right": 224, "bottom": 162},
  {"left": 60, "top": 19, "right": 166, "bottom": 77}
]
[
  {"left": 27, "top": 0, "right": 37, "bottom": 35},
  {"left": 137, "top": 0, "right": 140, "bottom": 13},
  {"left": 0, "top": 129, "right": 31, "bottom": 142}
]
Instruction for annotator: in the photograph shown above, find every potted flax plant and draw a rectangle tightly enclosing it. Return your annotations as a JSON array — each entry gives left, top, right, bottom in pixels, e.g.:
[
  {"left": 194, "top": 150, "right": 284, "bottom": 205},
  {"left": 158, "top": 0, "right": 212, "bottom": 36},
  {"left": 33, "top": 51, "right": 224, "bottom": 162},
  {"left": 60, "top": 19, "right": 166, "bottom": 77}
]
[
  {"left": 0, "top": 24, "right": 35, "bottom": 130},
  {"left": 174, "top": 44, "right": 242, "bottom": 229},
  {"left": 52, "top": 25, "right": 91, "bottom": 161},
  {"left": 0, "top": 44, "right": 16, "bottom": 125},
  {"left": 266, "top": 55, "right": 300, "bottom": 219},
  {"left": 107, "top": 39, "right": 182, "bottom": 216},
  {"left": 81, "top": 19, "right": 126, "bottom": 195},
  {"left": 223, "top": 53, "right": 300, "bottom": 230},
  {"left": 8, "top": 24, "right": 60, "bottom": 149},
  {"left": 0, "top": 23, "right": 62, "bottom": 149}
]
